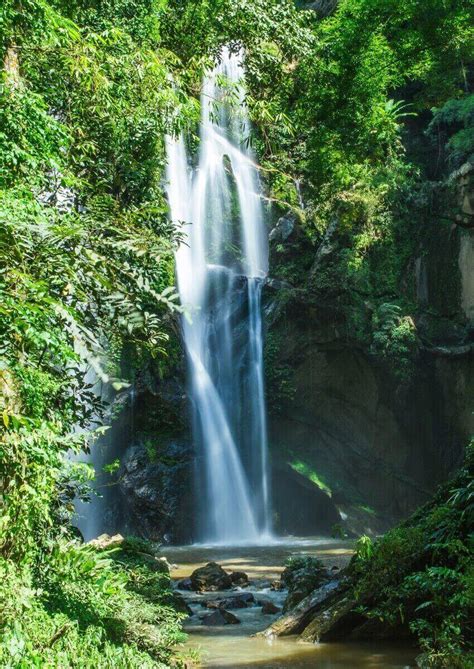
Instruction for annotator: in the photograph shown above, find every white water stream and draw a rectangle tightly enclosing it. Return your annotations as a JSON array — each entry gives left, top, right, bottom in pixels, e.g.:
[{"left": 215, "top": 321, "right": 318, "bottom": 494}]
[{"left": 166, "top": 47, "right": 271, "bottom": 544}]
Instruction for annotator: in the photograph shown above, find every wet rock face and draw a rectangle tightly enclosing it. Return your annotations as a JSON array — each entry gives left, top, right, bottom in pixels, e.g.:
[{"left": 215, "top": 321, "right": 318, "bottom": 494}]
[
  {"left": 190, "top": 562, "right": 234, "bottom": 592},
  {"left": 265, "top": 287, "right": 473, "bottom": 536},
  {"left": 263, "top": 206, "right": 474, "bottom": 536},
  {"left": 272, "top": 464, "right": 341, "bottom": 537},
  {"left": 119, "top": 440, "right": 193, "bottom": 543}
]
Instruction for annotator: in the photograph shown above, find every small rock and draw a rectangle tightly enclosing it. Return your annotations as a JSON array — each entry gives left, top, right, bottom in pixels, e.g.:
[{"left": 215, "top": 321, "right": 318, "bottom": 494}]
[
  {"left": 88, "top": 533, "right": 124, "bottom": 550},
  {"left": 233, "top": 592, "right": 255, "bottom": 605},
  {"left": 191, "top": 562, "right": 232, "bottom": 591},
  {"left": 270, "top": 580, "right": 284, "bottom": 591},
  {"left": 202, "top": 600, "right": 220, "bottom": 609},
  {"left": 176, "top": 578, "right": 193, "bottom": 591},
  {"left": 173, "top": 593, "right": 193, "bottom": 616},
  {"left": 203, "top": 592, "right": 255, "bottom": 610},
  {"left": 261, "top": 601, "right": 281, "bottom": 615},
  {"left": 230, "top": 571, "right": 249, "bottom": 586},
  {"left": 202, "top": 609, "right": 241, "bottom": 626}
]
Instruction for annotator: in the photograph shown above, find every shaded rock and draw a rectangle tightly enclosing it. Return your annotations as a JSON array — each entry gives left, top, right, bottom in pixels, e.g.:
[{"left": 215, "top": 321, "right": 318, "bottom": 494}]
[
  {"left": 202, "top": 609, "right": 241, "bottom": 626},
  {"left": 119, "top": 440, "right": 193, "bottom": 543},
  {"left": 218, "top": 593, "right": 255, "bottom": 609},
  {"left": 176, "top": 577, "right": 193, "bottom": 591},
  {"left": 265, "top": 269, "right": 474, "bottom": 535},
  {"left": 191, "top": 562, "right": 232, "bottom": 591},
  {"left": 205, "top": 598, "right": 247, "bottom": 610},
  {"left": 230, "top": 571, "right": 249, "bottom": 586},
  {"left": 348, "top": 617, "right": 412, "bottom": 641},
  {"left": 173, "top": 593, "right": 193, "bottom": 616},
  {"left": 272, "top": 465, "right": 341, "bottom": 537},
  {"left": 202, "top": 600, "right": 220, "bottom": 609},
  {"left": 261, "top": 601, "right": 281, "bottom": 615}
]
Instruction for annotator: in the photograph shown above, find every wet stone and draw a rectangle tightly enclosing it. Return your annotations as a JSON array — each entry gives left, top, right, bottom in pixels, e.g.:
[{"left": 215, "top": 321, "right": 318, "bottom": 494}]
[
  {"left": 176, "top": 577, "right": 193, "bottom": 591},
  {"left": 190, "top": 562, "right": 232, "bottom": 591},
  {"left": 205, "top": 593, "right": 255, "bottom": 610},
  {"left": 261, "top": 601, "right": 281, "bottom": 615},
  {"left": 202, "top": 609, "right": 241, "bottom": 626},
  {"left": 230, "top": 571, "right": 249, "bottom": 586}
]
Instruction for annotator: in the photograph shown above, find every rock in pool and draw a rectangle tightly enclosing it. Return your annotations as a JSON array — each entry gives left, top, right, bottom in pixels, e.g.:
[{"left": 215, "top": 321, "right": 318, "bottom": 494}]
[
  {"left": 202, "top": 609, "right": 241, "bottom": 626},
  {"left": 176, "top": 577, "right": 193, "bottom": 591},
  {"left": 190, "top": 562, "right": 232, "bottom": 591},
  {"left": 261, "top": 601, "right": 281, "bottom": 615},
  {"left": 204, "top": 592, "right": 255, "bottom": 610},
  {"left": 230, "top": 571, "right": 249, "bottom": 586}
]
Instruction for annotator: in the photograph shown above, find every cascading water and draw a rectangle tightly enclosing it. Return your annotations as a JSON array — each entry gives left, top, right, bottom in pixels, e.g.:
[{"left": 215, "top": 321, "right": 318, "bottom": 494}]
[{"left": 166, "top": 47, "right": 272, "bottom": 544}]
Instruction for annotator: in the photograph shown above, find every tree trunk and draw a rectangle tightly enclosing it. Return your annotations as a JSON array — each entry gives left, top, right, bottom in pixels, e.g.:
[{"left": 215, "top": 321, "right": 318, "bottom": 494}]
[
  {"left": 298, "top": 595, "right": 358, "bottom": 642},
  {"left": 258, "top": 580, "right": 343, "bottom": 638},
  {"left": 4, "top": 46, "right": 20, "bottom": 87}
]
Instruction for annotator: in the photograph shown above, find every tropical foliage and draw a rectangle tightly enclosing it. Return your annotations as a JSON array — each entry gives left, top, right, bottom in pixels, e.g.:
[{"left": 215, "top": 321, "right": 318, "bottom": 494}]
[
  {"left": 0, "top": 0, "right": 473, "bottom": 665},
  {"left": 352, "top": 444, "right": 473, "bottom": 668}
]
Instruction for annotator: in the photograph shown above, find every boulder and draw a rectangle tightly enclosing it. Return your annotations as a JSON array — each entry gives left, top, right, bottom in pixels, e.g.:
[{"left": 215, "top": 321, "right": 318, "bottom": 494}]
[
  {"left": 202, "top": 609, "right": 241, "bottom": 626},
  {"left": 230, "top": 571, "right": 249, "bottom": 586},
  {"left": 119, "top": 440, "right": 193, "bottom": 543},
  {"left": 212, "top": 593, "right": 255, "bottom": 610},
  {"left": 212, "top": 598, "right": 247, "bottom": 610},
  {"left": 176, "top": 577, "right": 193, "bottom": 591},
  {"left": 190, "top": 562, "right": 232, "bottom": 591},
  {"left": 261, "top": 601, "right": 281, "bottom": 615}
]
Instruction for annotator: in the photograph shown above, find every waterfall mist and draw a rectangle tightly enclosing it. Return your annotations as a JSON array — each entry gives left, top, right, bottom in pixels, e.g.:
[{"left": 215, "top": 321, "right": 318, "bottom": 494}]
[{"left": 166, "top": 47, "right": 272, "bottom": 544}]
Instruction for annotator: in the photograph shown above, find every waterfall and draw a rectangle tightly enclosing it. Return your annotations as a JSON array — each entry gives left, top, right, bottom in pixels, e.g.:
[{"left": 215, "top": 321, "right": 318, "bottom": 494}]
[{"left": 166, "top": 47, "right": 272, "bottom": 544}]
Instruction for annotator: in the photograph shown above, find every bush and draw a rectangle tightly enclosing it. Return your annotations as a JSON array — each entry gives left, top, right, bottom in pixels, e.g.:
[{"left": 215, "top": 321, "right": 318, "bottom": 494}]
[
  {"left": 351, "top": 443, "right": 474, "bottom": 666},
  {"left": 0, "top": 539, "right": 187, "bottom": 668}
]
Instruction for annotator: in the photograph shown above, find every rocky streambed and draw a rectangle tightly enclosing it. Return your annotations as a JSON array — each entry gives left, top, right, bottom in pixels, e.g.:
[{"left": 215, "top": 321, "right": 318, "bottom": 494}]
[{"left": 164, "top": 540, "right": 417, "bottom": 668}]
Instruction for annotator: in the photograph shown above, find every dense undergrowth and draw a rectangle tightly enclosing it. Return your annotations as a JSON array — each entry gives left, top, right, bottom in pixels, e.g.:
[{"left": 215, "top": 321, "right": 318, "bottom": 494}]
[
  {"left": 0, "top": 0, "right": 473, "bottom": 666},
  {"left": 351, "top": 443, "right": 474, "bottom": 668},
  {"left": 0, "top": 0, "right": 193, "bottom": 665},
  {"left": 0, "top": 537, "right": 187, "bottom": 667}
]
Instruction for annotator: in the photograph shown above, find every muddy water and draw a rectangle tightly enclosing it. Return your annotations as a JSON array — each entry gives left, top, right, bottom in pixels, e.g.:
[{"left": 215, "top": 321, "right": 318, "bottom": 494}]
[{"left": 163, "top": 540, "right": 417, "bottom": 668}]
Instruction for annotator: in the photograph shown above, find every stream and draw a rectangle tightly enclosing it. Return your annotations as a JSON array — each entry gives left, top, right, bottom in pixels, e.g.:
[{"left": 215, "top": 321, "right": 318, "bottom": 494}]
[{"left": 165, "top": 539, "right": 417, "bottom": 668}]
